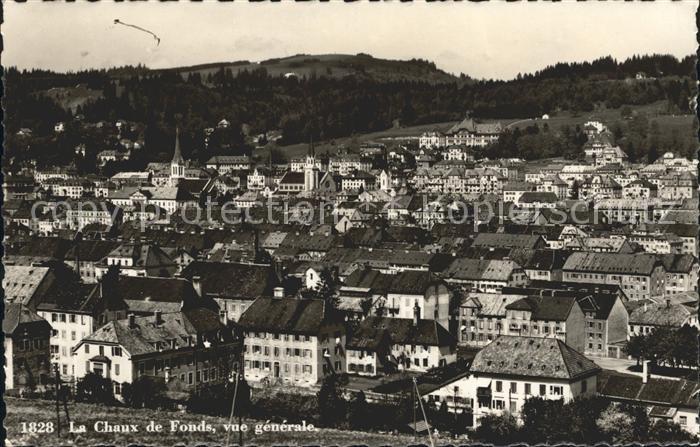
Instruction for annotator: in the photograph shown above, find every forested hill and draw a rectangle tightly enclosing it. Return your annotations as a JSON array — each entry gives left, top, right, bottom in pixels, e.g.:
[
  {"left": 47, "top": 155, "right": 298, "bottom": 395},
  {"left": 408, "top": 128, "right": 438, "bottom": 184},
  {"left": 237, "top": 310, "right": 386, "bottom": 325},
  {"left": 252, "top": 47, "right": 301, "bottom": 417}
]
[{"left": 4, "top": 53, "right": 695, "bottom": 157}]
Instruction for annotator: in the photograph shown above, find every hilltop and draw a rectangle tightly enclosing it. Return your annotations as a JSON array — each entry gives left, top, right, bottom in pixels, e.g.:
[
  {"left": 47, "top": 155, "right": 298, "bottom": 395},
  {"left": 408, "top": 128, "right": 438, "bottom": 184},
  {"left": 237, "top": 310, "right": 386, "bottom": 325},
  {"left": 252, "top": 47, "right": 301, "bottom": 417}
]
[{"left": 155, "top": 53, "right": 464, "bottom": 84}]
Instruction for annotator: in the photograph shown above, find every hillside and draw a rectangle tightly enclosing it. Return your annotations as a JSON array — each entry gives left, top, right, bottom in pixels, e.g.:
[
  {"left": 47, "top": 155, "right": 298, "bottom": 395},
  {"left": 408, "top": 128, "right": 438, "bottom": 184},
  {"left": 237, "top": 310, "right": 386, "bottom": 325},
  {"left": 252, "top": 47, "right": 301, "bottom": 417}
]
[
  {"left": 5, "top": 397, "right": 436, "bottom": 446},
  {"left": 158, "top": 53, "right": 463, "bottom": 84}
]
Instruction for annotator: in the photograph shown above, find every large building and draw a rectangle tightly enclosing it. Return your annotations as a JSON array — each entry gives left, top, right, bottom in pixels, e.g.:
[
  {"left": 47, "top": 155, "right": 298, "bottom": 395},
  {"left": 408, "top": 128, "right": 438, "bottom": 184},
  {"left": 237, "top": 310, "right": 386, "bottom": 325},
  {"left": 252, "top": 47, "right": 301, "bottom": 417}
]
[
  {"left": 562, "top": 252, "right": 666, "bottom": 301},
  {"left": 237, "top": 297, "right": 346, "bottom": 387},
  {"left": 72, "top": 309, "right": 241, "bottom": 400}
]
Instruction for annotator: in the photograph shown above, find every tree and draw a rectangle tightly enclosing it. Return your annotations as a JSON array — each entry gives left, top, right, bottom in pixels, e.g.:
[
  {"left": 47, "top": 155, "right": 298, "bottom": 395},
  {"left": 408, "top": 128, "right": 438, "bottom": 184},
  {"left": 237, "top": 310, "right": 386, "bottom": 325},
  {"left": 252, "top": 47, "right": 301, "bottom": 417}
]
[
  {"left": 122, "top": 376, "right": 167, "bottom": 409},
  {"left": 648, "top": 419, "right": 697, "bottom": 443},
  {"left": 474, "top": 412, "right": 519, "bottom": 445},
  {"left": 520, "top": 396, "right": 568, "bottom": 443},
  {"left": 75, "top": 373, "right": 115, "bottom": 405},
  {"left": 597, "top": 403, "right": 649, "bottom": 443},
  {"left": 346, "top": 391, "right": 369, "bottom": 430},
  {"left": 312, "top": 269, "right": 339, "bottom": 310},
  {"left": 624, "top": 333, "right": 650, "bottom": 365},
  {"left": 316, "top": 374, "right": 347, "bottom": 427}
]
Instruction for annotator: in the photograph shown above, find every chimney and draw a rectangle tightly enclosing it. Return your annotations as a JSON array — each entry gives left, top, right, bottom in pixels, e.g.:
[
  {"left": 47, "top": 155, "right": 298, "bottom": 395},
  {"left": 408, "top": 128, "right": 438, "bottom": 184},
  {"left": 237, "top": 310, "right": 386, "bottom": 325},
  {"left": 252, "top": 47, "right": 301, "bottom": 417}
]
[
  {"left": 128, "top": 314, "right": 136, "bottom": 329},
  {"left": 192, "top": 276, "right": 202, "bottom": 297},
  {"left": 273, "top": 287, "right": 285, "bottom": 299},
  {"left": 154, "top": 310, "right": 162, "bottom": 325},
  {"left": 413, "top": 302, "right": 420, "bottom": 326},
  {"left": 642, "top": 360, "right": 650, "bottom": 384}
]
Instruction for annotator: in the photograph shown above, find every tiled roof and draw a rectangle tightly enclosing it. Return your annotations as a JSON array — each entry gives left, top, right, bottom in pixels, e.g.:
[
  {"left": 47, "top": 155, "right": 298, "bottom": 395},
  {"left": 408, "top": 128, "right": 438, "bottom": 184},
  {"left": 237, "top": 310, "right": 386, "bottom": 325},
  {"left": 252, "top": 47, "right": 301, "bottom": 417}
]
[
  {"left": 505, "top": 295, "right": 577, "bottom": 322},
  {"left": 3, "top": 303, "right": 51, "bottom": 335},
  {"left": 598, "top": 370, "right": 700, "bottom": 409},
  {"left": 471, "top": 336, "right": 600, "bottom": 380},
  {"left": 563, "top": 252, "right": 660, "bottom": 275},
  {"left": 2, "top": 266, "right": 52, "bottom": 305},
  {"left": 348, "top": 316, "right": 455, "bottom": 349},
  {"left": 628, "top": 301, "right": 695, "bottom": 327},
  {"left": 444, "top": 258, "right": 520, "bottom": 282},
  {"left": 472, "top": 233, "right": 544, "bottom": 250},
  {"left": 238, "top": 297, "right": 339, "bottom": 335},
  {"left": 81, "top": 309, "right": 227, "bottom": 356},
  {"left": 180, "top": 261, "right": 278, "bottom": 299}
]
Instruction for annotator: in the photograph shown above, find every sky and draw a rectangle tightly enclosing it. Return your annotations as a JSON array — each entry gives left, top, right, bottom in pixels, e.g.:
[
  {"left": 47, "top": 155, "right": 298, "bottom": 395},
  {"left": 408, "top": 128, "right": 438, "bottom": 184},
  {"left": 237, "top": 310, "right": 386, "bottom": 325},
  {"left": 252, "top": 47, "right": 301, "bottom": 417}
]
[{"left": 3, "top": 1, "right": 697, "bottom": 80}]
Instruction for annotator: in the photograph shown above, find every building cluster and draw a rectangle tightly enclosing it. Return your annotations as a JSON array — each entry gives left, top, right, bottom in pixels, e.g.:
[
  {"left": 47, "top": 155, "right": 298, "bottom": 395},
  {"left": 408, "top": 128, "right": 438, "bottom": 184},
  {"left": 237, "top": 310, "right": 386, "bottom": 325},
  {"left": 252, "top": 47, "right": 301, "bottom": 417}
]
[{"left": 3, "top": 117, "right": 698, "bottom": 435}]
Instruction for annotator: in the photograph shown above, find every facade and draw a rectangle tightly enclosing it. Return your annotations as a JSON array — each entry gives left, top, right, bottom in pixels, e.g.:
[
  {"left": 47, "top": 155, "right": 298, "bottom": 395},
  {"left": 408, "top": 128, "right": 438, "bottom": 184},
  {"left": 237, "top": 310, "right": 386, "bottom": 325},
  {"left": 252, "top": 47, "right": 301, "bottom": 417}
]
[
  {"left": 562, "top": 252, "right": 666, "bottom": 301},
  {"left": 346, "top": 313, "right": 456, "bottom": 376},
  {"left": 4, "top": 304, "right": 52, "bottom": 394},
  {"left": 238, "top": 297, "right": 346, "bottom": 387},
  {"left": 72, "top": 310, "right": 241, "bottom": 400}
]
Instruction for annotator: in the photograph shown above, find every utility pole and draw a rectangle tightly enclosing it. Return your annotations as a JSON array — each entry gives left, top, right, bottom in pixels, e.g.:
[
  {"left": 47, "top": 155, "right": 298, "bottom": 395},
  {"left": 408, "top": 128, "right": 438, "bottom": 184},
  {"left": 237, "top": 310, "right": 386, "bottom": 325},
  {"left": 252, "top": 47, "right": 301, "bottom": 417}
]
[{"left": 54, "top": 363, "right": 61, "bottom": 438}]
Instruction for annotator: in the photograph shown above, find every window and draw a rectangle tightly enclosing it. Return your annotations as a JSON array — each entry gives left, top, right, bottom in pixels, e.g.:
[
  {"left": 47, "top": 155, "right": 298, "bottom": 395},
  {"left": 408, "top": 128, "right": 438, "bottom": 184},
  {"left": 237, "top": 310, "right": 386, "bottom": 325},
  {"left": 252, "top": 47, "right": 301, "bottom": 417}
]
[
  {"left": 85, "top": 345, "right": 90, "bottom": 354},
  {"left": 525, "top": 383, "right": 531, "bottom": 395},
  {"left": 539, "top": 385, "right": 546, "bottom": 396},
  {"left": 188, "top": 372, "right": 194, "bottom": 385},
  {"left": 581, "top": 379, "right": 587, "bottom": 392},
  {"left": 510, "top": 382, "right": 517, "bottom": 394},
  {"left": 99, "top": 346, "right": 104, "bottom": 356},
  {"left": 69, "top": 315, "right": 76, "bottom": 323},
  {"left": 679, "top": 416, "right": 687, "bottom": 426},
  {"left": 496, "top": 381, "right": 502, "bottom": 392},
  {"left": 493, "top": 399, "right": 505, "bottom": 410},
  {"left": 52, "top": 313, "right": 58, "bottom": 322},
  {"left": 60, "top": 314, "right": 66, "bottom": 322},
  {"left": 71, "top": 331, "right": 76, "bottom": 341},
  {"left": 112, "top": 347, "right": 122, "bottom": 357},
  {"left": 115, "top": 364, "right": 120, "bottom": 376},
  {"left": 550, "top": 385, "right": 563, "bottom": 395}
]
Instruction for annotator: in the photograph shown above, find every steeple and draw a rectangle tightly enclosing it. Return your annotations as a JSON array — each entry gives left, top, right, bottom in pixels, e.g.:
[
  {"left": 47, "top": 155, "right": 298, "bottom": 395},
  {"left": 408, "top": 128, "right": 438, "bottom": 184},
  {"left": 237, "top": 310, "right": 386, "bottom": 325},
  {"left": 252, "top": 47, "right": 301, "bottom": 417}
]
[
  {"left": 170, "top": 127, "right": 185, "bottom": 186},
  {"left": 308, "top": 135, "right": 315, "bottom": 158},
  {"left": 172, "top": 127, "right": 184, "bottom": 164}
]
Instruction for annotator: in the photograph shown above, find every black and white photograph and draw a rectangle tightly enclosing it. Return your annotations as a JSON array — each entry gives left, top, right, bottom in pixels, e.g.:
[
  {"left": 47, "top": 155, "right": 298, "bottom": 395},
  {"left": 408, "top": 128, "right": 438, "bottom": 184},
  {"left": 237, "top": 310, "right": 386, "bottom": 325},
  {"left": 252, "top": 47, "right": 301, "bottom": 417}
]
[{"left": 2, "top": 1, "right": 699, "bottom": 445}]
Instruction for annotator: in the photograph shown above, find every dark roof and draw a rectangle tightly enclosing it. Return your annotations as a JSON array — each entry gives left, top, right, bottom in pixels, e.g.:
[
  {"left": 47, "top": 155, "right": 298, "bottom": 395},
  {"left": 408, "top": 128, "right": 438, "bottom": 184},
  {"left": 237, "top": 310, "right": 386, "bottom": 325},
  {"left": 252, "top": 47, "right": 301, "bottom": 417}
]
[
  {"left": 279, "top": 171, "right": 305, "bottom": 185},
  {"left": 505, "top": 295, "right": 577, "bottom": 321},
  {"left": 470, "top": 336, "right": 600, "bottom": 381},
  {"left": 65, "top": 240, "right": 122, "bottom": 262},
  {"left": 3, "top": 303, "right": 51, "bottom": 335},
  {"left": 660, "top": 254, "right": 698, "bottom": 273},
  {"left": 115, "top": 275, "right": 214, "bottom": 308},
  {"left": 523, "top": 249, "right": 572, "bottom": 271},
  {"left": 238, "top": 297, "right": 339, "bottom": 335},
  {"left": 180, "top": 261, "right": 278, "bottom": 299},
  {"left": 519, "top": 191, "right": 559, "bottom": 203},
  {"left": 348, "top": 316, "right": 455, "bottom": 349},
  {"left": 563, "top": 252, "right": 660, "bottom": 275},
  {"left": 472, "top": 233, "right": 544, "bottom": 250},
  {"left": 598, "top": 370, "right": 700, "bottom": 409}
]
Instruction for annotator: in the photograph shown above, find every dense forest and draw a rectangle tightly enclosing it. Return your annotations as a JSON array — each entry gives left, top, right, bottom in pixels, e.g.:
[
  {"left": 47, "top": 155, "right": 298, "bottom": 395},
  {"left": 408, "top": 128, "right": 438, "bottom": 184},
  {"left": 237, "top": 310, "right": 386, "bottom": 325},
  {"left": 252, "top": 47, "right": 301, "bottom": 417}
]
[{"left": 3, "top": 53, "right": 696, "bottom": 166}]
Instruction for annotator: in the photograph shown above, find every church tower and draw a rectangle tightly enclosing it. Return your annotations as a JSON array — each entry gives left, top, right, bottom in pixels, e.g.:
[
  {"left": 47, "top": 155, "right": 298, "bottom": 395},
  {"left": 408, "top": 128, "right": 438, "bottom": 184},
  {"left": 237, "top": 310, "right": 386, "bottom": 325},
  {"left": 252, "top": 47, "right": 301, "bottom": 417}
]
[
  {"left": 170, "top": 127, "right": 185, "bottom": 187},
  {"left": 304, "top": 139, "right": 319, "bottom": 192}
]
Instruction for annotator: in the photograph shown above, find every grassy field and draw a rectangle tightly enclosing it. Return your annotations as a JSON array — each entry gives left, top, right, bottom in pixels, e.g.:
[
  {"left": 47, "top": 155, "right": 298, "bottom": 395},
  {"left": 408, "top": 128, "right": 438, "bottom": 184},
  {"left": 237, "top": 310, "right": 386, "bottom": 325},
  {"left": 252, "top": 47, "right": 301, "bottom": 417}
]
[
  {"left": 260, "top": 101, "right": 696, "bottom": 162},
  {"left": 6, "top": 397, "right": 441, "bottom": 446}
]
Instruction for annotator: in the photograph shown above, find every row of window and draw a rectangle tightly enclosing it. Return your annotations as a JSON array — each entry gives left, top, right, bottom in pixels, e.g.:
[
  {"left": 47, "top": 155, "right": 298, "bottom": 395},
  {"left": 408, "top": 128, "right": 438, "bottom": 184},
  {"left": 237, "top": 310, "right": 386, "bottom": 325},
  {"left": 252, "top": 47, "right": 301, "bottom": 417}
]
[
  {"left": 84, "top": 345, "right": 122, "bottom": 357},
  {"left": 246, "top": 360, "right": 312, "bottom": 375},
  {"left": 248, "top": 345, "right": 313, "bottom": 358},
  {"left": 50, "top": 313, "right": 88, "bottom": 325},
  {"left": 494, "top": 380, "right": 580, "bottom": 396},
  {"left": 16, "top": 338, "right": 47, "bottom": 351}
]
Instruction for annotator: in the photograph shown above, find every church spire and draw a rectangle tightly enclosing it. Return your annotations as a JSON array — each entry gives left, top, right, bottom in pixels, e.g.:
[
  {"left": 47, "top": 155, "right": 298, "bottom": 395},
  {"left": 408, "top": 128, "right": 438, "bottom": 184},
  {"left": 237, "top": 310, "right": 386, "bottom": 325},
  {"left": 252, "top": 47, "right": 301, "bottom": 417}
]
[
  {"left": 308, "top": 135, "right": 315, "bottom": 158},
  {"left": 172, "top": 127, "right": 184, "bottom": 164}
]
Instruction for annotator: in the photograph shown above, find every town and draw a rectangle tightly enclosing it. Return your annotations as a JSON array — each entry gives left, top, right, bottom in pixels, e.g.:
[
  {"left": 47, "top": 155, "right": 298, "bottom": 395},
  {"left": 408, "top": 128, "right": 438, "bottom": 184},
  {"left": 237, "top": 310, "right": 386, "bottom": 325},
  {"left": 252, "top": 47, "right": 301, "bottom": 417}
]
[{"left": 4, "top": 97, "right": 699, "bottom": 443}]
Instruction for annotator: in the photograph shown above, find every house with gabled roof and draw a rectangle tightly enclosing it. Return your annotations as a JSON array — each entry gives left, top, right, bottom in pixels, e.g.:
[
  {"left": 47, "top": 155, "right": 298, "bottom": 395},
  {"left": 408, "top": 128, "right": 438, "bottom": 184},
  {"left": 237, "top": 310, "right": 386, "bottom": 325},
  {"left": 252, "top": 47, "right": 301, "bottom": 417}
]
[
  {"left": 345, "top": 310, "right": 456, "bottom": 377},
  {"left": 422, "top": 336, "right": 599, "bottom": 427},
  {"left": 4, "top": 304, "right": 52, "bottom": 394},
  {"left": 72, "top": 309, "right": 241, "bottom": 401}
]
